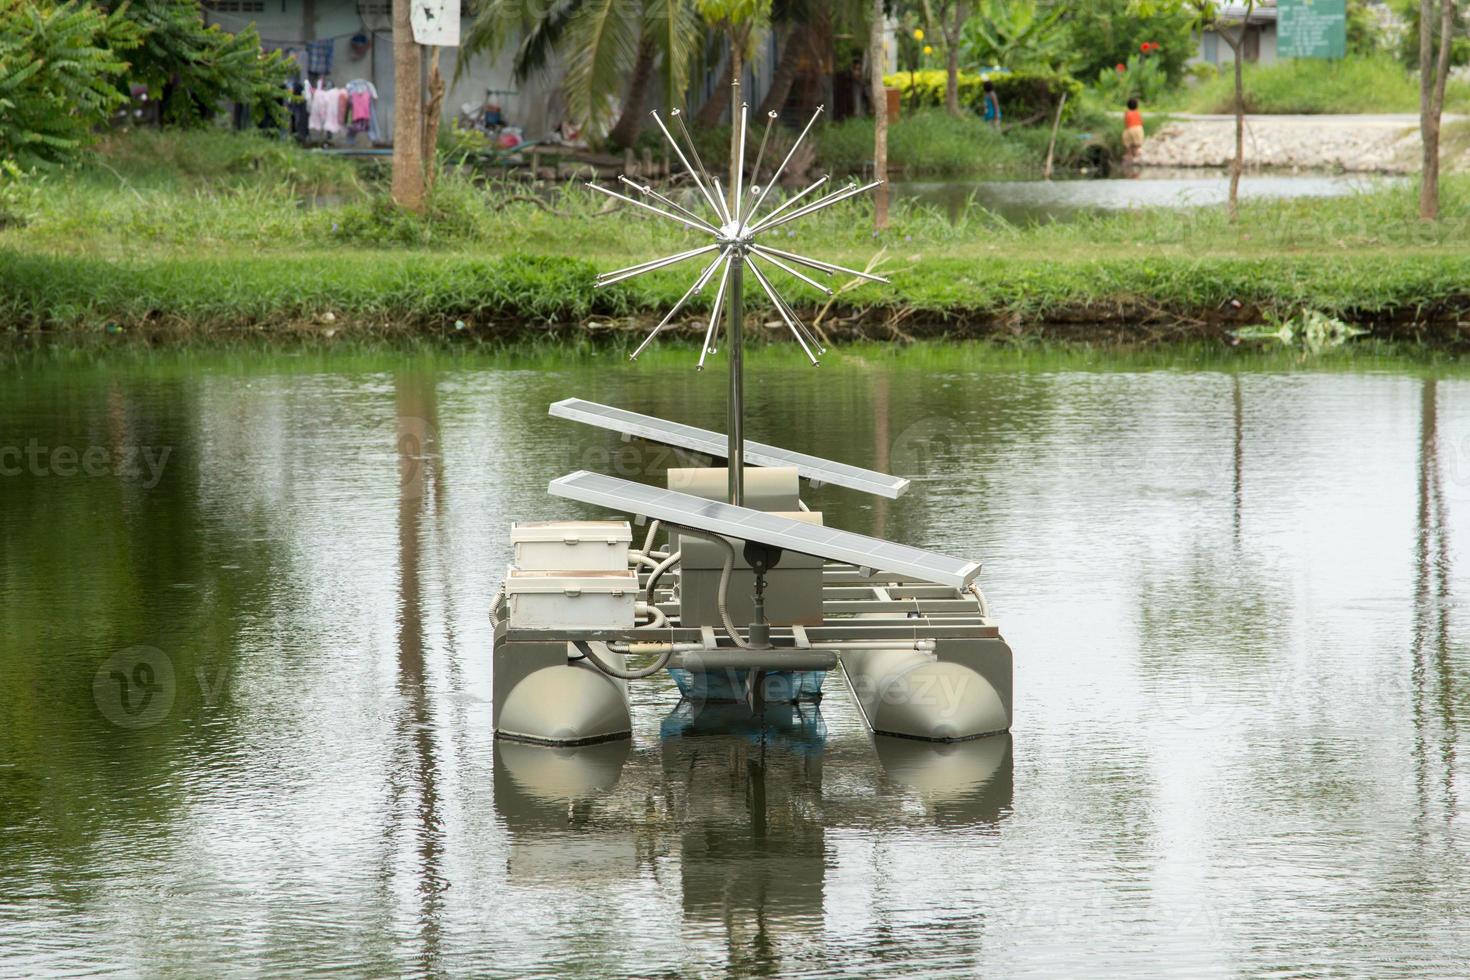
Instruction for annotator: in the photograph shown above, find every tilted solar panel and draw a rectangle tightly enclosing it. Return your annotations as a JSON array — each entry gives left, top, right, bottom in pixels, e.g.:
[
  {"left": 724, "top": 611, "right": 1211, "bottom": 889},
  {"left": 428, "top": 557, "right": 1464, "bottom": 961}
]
[
  {"left": 549, "top": 398, "right": 910, "bottom": 499},
  {"left": 548, "top": 470, "right": 980, "bottom": 589}
]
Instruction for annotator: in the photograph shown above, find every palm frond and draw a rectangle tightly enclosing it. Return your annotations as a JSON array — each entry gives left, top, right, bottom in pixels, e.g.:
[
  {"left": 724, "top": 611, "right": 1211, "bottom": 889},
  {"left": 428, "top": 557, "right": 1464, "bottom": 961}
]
[
  {"left": 562, "top": 0, "right": 642, "bottom": 137},
  {"left": 644, "top": 0, "right": 700, "bottom": 112}
]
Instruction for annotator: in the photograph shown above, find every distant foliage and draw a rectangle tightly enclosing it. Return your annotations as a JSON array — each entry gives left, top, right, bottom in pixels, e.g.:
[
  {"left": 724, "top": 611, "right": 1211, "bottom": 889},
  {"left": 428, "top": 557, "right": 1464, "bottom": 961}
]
[
  {"left": 1047, "top": 0, "right": 1194, "bottom": 85},
  {"left": 0, "top": 1, "right": 137, "bottom": 167},
  {"left": 105, "top": 0, "right": 295, "bottom": 127},
  {"left": 884, "top": 69, "right": 1081, "bottom": 124},
  {"left": 1091, "top": 52, "right": 1169, "bottom": 105},
  {"left": 960, "top": 0, "right": 1072, "bottom": 72}
]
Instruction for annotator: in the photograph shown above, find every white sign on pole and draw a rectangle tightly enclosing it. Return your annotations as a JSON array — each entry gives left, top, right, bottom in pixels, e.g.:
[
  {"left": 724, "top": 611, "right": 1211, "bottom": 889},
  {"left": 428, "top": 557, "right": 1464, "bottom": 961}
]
[{"left": 411, "top": 0, "right": 461, "bottom": 47}]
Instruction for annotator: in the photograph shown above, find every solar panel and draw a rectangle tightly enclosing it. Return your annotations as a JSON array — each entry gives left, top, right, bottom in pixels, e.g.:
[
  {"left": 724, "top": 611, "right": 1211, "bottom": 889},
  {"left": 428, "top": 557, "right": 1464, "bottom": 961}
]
[
  {"left": 549, "top": 398, "right": 910, "bottom": 499},
  {"left": 548, "top": 470, "right": 980, "bottom": 589}
]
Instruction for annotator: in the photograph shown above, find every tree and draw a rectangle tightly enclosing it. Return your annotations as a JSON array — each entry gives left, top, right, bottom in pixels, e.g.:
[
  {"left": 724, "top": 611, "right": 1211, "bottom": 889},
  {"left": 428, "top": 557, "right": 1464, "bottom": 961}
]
[
  {"left": 462, "top": 0, "right": 701, "bottom": 146},
  {"left": 1134, "top": 0, "right": 1252, "bottom": 220},
  {"left": 694, "top": 0, "right": 770, "bottom": 205},
  {"left": 1210, "top": 0, "right": 1252, "bottom": 221},
  {"left": 0, "top": 1, "right": 136, "bottom": 167},
  {"left": 110, "top": 0, "right": 293, "bottom": 127},
  {"left": 1050, "top": 0, "right": 1194, "bottom": 84},
  {"left": 870, "top": 0, "right": 888, "bottom": 229},
  {"left": 757, "top": 0, "right": 818, "bottom": 117},
  {"left": 922, "top": 0, "right": 970, "bottom": 115},
  {"left": 961, "top": 0, "right": 1071, "bottom": 73},
  {"left": 1418, "top": 0, "right": 1459, "bottom": 220}
]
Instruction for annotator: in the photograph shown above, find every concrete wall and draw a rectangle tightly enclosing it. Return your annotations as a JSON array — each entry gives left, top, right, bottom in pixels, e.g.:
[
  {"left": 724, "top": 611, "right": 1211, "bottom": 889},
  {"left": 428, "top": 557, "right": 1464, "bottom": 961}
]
[
  {"left": 1195, "top": 23, "right": 1279, "bottom": 67},
  {"left": 203, "top": 0, "right": 561, "bottom": 139}
]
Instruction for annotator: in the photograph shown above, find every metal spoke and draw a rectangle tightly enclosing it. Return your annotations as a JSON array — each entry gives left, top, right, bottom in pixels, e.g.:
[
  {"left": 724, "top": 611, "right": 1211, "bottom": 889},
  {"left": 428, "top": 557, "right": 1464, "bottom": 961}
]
[
  {"left": 594, "top": 243, "right": 719, "bottom": 288},
  {"left": 754, "top": 258, "right": 827, "bottom": 356},
  {"left": 630, "top": 249, "right": 729, "bottom": 361},
  {"left": 749, "top": 249, "right": 833, "bottom": 296},
  {"left": 733, "top": 102, "right": 748, "bottom": 223},
  {"left": 585, "top": 181, "right": 719, "bottom": 237},
  {"left": 617, "top": 176, "right": 719, "bottom": 234},
  {"left": 649, "top": 110, "right": 725, "bottom": 224},
  {"left": 749, "top": 179, "right": 885, "bottom": 236},
  {"left": 750, "top": 242, "right": 890, "bottom": 284},
  {"left": 698, "top": 255, "right": 735, "bottom": 371},
  {"left": 672, "top": 109, "right": 730, "bottom": 225},
  {"left": 745, "top": 256, "right": 819, "bottom": 365},
  {"left": 747, "top": 110, "right": 778, "bottom": 210},
  {"left": 745, "top": 105, "right": 824, "bottom": 225},
  {"left": 748, "top": 175, "right": 827, "bottom": 231},
  {"left": 712, "top": 178, "right": 732, "bottom": 226}
]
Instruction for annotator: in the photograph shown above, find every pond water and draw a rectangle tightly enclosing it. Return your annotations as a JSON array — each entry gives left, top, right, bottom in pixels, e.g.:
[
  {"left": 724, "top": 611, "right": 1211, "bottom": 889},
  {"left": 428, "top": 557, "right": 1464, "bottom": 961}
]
[
  {"left": 892, "top": 171, "right": 1405, "bottom": 224},
  {"left": 2, "top": 347, "right": 1468, "bottom": 977}
]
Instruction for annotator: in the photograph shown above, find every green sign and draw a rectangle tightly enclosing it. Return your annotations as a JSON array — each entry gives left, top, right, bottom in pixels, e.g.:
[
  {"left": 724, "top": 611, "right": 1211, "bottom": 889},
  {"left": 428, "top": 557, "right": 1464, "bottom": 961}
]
[{"left": 1278, "top": 0, "right": 1347, "bottom": 60}]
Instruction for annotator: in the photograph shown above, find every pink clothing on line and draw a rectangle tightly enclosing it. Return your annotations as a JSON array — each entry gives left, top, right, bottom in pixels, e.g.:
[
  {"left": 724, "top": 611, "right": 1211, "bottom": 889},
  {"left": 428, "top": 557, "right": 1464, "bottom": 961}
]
[{"left": 349, "top": 90, "right": 372, "bottom": 123}]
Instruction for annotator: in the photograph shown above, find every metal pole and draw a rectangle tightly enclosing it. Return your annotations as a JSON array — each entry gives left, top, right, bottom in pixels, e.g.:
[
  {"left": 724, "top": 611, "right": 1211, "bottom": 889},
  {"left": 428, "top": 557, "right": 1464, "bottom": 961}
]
[{"left": 727, "top": 255, "right": 744, "bottom": 506}]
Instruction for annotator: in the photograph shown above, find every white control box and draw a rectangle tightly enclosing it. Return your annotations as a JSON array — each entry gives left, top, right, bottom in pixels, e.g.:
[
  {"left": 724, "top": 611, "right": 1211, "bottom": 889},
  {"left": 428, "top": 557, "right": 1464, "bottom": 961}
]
[
  {"left": 511, "top": 520, "right": 633, "bottom": 572},
  {"left": 504, "top": 567, "right": 638, "bottom": 629}
]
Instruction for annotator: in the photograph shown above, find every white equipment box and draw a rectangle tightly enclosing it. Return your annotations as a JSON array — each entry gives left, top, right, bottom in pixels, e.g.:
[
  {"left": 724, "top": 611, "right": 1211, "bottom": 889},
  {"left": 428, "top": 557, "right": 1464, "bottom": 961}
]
[
  {"left": 511, "top": 520, "right": 632, "bottom": 571},
  {"left": 505, "top": 567, "right": 638, "bottom": 629}
]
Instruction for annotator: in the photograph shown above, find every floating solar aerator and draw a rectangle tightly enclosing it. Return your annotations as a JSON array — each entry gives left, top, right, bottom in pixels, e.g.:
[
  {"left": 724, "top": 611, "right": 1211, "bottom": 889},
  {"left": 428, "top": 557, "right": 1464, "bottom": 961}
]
[{"left": 490, "top": 83, "right": 1012, "bottom": 750}]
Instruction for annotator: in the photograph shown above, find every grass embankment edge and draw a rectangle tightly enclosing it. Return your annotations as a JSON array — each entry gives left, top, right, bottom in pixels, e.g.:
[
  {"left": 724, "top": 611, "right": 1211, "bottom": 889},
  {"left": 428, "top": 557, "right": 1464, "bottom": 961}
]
[{"left": 4, "top": 248, "right": 1468, "bottom": 345}]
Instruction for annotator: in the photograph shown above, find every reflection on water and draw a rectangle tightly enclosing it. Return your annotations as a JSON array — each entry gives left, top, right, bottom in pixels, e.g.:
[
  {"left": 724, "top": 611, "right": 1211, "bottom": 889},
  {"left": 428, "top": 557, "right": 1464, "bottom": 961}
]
[
  {"left": 1, "top": 350, "right": 1468, "bottom": 976},
  {"left": 892, "top": 171, "right": 1405, "bottom": 223}
]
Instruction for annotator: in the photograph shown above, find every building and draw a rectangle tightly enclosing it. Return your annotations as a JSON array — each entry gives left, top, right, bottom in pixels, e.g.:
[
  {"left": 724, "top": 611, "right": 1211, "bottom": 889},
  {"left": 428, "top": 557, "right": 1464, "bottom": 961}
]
[
  {"left": 201, "top": 0, "right": 563, "bottom": 140},
  {"left": 1196, "top": 2, "right": 1279, "bottom": 67}
]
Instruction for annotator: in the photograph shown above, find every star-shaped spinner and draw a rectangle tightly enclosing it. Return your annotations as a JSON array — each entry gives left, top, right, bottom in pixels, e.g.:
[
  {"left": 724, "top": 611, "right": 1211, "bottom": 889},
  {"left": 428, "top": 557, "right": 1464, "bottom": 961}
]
[{"left": 587, "top": 103, "right": 889, "bottom": 368}]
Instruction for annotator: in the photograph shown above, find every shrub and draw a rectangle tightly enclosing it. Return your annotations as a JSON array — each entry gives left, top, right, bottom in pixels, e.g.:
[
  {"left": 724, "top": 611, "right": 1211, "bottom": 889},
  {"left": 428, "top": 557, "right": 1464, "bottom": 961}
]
[
  {"left": 107, "top": 0, "right": 296, "bottom": 127},
  {"left": 0, "top": 1, "right": 138, "bottom": 166},
  {"left": 1091, "top": 52, "right": 1170, "bottom": 106},
  {"left": 883, "top": 68, "right": 1081, "bottom": 124},
  {"left": 815, "top": 109, "right": 1037, "bottom": 177},
  {"left": 0, "top": 158, "right": 44, "bottom": 227}
]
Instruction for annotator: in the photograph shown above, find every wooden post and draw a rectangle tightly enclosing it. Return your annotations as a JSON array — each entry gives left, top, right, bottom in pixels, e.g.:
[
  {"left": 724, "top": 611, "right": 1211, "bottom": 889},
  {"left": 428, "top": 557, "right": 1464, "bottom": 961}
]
[
  {"left": 1043, "top": 91, "right": 1068, "bottom": 181},
  {"left": 870, "top": 0, "right": 889, "bottom": 230}
]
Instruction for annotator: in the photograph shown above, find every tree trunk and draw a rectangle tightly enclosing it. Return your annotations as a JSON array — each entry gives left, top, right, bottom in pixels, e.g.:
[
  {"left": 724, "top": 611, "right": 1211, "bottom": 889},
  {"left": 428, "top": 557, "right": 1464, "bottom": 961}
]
[
  {"left": 1218, "top": 10, "right": 1250, "bottom": 223},
  {"left": 1419, "top": 0, "right": 1454, "bottom": 220},
  {"left": 608, "top": 37, "right": 657, "bottom": 150},
  {"left": 944, "top": 3, "right": 967, "bottom": 117},
  {"left": 757, "top": 22, "right": 804, "bottom": 117},
  {"left": 423, "top": 46, "right": 445, "bottom": 199},
  {"left": 870, "top": 0, "right": 888, "bottom": 230},
  {"left": 696, "top": 54, "right": 733, "bottom": 127},
  {"left": 1229, "top": 33, "right": 1244, "bottom": 221},
  {"left": 391, "top": 0, "right": 425, "bottom": 212}
]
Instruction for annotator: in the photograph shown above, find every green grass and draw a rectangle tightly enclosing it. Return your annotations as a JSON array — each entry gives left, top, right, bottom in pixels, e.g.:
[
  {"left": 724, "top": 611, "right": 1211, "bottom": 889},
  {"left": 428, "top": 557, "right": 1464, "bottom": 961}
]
[
  {"left": 1168, "top": 55, "right": 1470, "bottom": 115},
  {"left": 3, "top": 129, "right": 1469, "bottom": 340}
]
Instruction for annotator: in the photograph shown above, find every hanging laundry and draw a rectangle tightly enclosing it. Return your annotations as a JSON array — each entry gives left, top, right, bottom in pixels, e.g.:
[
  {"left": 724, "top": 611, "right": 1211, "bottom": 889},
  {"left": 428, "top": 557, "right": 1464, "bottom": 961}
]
[
  {"left": 306, "top": 80, "right": 345, "bottom": 138},
  {"left": 344, "top": 79, "right": 381, "bottom": 144},
  {"left": 305, "top": 39, "right": 334, "bottom": 78}
]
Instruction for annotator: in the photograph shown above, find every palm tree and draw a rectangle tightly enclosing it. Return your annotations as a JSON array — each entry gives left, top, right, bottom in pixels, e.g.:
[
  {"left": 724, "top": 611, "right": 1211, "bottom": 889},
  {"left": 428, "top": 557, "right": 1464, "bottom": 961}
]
[
  {"left": 693, "top": 0, "right": 771, "bottom": 204},
  {"left": 692, "top": 0, "right": 770, "bottom": 125},
  {"left": 462, "top": 0, "right": 702, "bottom": 145}
]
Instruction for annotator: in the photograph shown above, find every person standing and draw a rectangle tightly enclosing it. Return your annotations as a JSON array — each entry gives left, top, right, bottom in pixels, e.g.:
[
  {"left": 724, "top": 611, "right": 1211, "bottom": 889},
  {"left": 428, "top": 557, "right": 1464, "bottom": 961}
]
[
  {"left": 982, "top": 80, "right": 1002, "bottom": 130},
  {"left": 1122, "top": 97, "right": 1146, "bottom": 168}
]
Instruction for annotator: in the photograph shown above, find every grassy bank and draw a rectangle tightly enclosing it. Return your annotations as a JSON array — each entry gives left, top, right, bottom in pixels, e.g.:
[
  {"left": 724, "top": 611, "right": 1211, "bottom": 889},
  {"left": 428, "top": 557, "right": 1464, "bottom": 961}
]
[
  {"left": 3, "top": 130, "right": 1469, "bottom": 344},
  {"left": 1169, "top": 56, "right": 1470, "bottom": 115}
]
